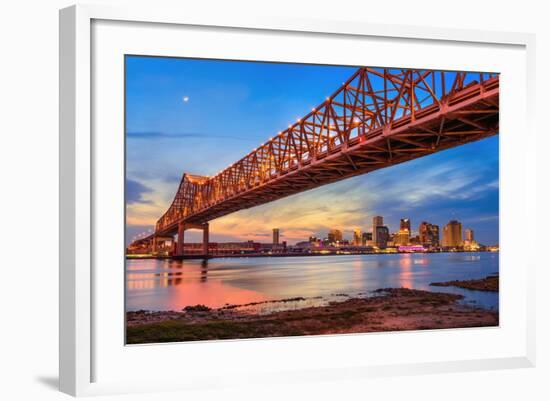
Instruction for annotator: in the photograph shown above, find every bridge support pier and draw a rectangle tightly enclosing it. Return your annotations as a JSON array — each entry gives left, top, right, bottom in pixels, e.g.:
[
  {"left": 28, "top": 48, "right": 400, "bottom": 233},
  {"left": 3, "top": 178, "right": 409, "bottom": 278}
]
[
  {"left": 152, "top": 236, "right": 157, "bottom": 254},
  {"left": 174, "top": 221, "right": 209, "bottom": 258},
  {"left": 177, "top": 222, "right": 185, "bottom": 256},
  {"left": 202, "top": 223, "right": 209, "bottom": 256},
  {"left": 151, "top": 235, "right": 174, "bottom": 256}
]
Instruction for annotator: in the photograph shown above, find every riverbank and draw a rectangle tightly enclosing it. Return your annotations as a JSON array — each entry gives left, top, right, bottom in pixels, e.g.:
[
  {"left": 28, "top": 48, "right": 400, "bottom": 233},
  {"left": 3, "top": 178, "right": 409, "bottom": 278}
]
[
  {"left": 126, "top": 288, "right": 498, "bottom": 344},
  {"left": 431, "top": 274, "right": 499, "bottom": 292}
]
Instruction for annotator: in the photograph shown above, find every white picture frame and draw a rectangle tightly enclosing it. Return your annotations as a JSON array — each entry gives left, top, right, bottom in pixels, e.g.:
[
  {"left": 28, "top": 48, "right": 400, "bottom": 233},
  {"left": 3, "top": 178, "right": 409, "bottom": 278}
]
[{"left": 59, "top": 4, "right": 536, "bottom": 397}]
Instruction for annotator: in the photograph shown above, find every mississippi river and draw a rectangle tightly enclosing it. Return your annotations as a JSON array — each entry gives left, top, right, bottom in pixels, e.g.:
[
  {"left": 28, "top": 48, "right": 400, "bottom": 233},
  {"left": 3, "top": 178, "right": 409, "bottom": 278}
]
[{"left": 126, "top": 252, "right": 498, "bottom": 313}]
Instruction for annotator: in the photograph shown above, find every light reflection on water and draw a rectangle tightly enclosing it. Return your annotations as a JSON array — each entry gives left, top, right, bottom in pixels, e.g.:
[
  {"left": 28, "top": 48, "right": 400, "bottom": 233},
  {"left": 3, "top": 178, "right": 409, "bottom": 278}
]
[{"left": 126, "top": 252, "right": 499, "bottom": 313}]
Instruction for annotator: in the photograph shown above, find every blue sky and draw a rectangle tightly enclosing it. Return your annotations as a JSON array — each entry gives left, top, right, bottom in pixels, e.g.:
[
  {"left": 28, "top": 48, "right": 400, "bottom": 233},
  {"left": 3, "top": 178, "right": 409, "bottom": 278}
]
[{"left": 125, "top": 56, "right": 499, "bottom": 246}]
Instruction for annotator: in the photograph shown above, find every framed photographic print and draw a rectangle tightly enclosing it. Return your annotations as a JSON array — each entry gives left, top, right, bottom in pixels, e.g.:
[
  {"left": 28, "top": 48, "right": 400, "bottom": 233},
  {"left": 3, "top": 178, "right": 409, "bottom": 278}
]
[{"left": 59, "top": 4, "right": 536, "bottom": 397}]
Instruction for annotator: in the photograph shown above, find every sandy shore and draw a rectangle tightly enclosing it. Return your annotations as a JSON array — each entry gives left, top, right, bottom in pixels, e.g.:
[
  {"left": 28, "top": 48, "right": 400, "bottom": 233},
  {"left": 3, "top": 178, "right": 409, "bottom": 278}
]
[{"left": 126, "top": 288, "right": 498, "bottom": 344}]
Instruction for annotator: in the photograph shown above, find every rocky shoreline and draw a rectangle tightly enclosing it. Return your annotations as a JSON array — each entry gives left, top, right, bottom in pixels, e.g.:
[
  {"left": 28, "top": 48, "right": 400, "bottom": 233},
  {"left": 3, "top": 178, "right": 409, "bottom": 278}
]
[
  {"left": 430, "top": 274, "right": 499, "bottom": 292},
  {"left": 126, "top": 287, "right": 499, "bottom": 344}
]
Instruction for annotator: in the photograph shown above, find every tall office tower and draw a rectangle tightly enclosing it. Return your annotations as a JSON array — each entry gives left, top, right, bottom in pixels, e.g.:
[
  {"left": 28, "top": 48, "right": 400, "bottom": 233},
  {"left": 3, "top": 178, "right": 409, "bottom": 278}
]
[
  {"left": 464, "top": 228, "right": 474, "bottom": 242},
  {"left": 400, "top": 218, "right": 411, "bottom": 233},
  {"left": 375, "top": 226, "right": 390, "bottom": 249},
  {"left": 428, "top": 224, "right": 440, "bottom": 247},
  {"left": 328, "top": 229, "right": 343, "bottom": 245},
  {"left": 442, "top": 220, "right": 463, "bottom": 248},
  {"left": 394, "top": 218, "right": 411, "bottom": 245},
  {"left": 419, "top": 221, "right": 429, "bottom": 244},
  {"left": 353, "top": 229, "right": 362, "bottom": 246},
  {"left": 372, "top": 216, "right": 383, "bottom": 243},
  {"left": 419, "top": 221, "right": 440, "bottom": 247},
  {"left": 273, "top": 228, "right": 280, "bottom": 245}
]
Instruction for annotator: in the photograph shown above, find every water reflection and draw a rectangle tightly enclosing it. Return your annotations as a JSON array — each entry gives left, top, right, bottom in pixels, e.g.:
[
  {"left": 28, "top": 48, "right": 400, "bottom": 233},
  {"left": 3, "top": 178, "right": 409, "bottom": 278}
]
[
  {"left": 398, "top": 254, "right": 413, "bottom": 288},
  {"left": 200, "top": 260, "right": 208, "bottom": 282},
  {"left": 126, "top": 252, "right": 499, "bottom": 312}
]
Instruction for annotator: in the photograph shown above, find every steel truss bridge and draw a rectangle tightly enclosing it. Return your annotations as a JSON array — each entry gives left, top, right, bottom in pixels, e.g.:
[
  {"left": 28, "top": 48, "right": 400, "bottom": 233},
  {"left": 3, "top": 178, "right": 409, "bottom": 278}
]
[{"left": 128, "top": 66, "right": 499, "bottom": 256}]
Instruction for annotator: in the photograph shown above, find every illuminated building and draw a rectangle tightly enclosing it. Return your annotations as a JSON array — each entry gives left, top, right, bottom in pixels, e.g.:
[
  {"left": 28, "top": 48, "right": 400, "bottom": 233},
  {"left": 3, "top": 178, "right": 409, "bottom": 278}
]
[
  {"left": 393, "top": 230, "right": 409, "bottom": 246},
  {"left": 309, "top": 236, "right": 321, "bottom": 247},
  {"left": 391, "top": 218, "right": 410, "bottom": 246},
  {"left": 375, "top": 226, "right": 389, "bottom": 249},
  {"left": 186, "top": 241, "right": 261, "bottom": 255},
  {"left": 463, "top": 228, "right": 479, "bottom": 250},
  {"left": 328, "top": 229, "right": 343, "bottom": 245},
  {"left": 442, "top": 220, "right": 462, "bottom": 248},
  {"left": 398, "top": 245, "right": 425, "bottom": 252},
  {"left": 372, "top": 216, "right": 383, "bottom": 243},
  {"left": 419, "top": 221, "right": 440, "bottom": 247},
  {"left": 353, "top": 229, "right": 362, "bottom": 246},
  {"left": 273, "top": 228, "right": 280, "bottom": 245},
  {"left": 464, "top": 228, "right": 474, "bottom": 243},
  {"left": 362, "top": 232, "right": 372, "bottom": 246}
]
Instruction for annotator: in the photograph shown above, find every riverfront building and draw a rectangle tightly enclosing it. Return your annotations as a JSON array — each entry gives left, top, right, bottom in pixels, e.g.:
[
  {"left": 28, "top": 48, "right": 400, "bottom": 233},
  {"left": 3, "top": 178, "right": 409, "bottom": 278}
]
[
  {"left": 372, "top": 216, "right": 384, "bottom": 243},
  {"left": 375, "top": 226, "right": 390, "bottom": 249},
  {"left": 273, "top": 228, "right": 280, "bottom": 245},
  {"left": 328, "top": 229, "right": 343, "bottom": 245},
  {"left": 419, "top": 221, "right": 440, "bottom": 247},
  {"left": 442, "top": 220, "right": 463, "bottom": 248},
  {"left": 353, "top": 229, "right": 362, "bottom": 246},
  {"left": 393, "top": 230, "right": 410, "bottom": 246},
  {"left": 362, "top": 232, "right": 372, "bottom": 246}
]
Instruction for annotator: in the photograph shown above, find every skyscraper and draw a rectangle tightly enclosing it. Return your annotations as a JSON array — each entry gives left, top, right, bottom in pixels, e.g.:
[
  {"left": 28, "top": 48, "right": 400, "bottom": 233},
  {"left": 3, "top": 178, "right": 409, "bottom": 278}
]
[
  {"left": 400, "top": 218, "right": 411, "bottom": 233},
  {"left": 375, "top": 226, "right": 389, "bottom": 249},
  {"left": 328, "top": 229, "right": 343, "bottom": 245},
  {"left": 394, "top": 218, "right": 411, "bottom": 245},
  {"left": 372, "top": 216, "right": 383, "bottom": 243},
  {"left": 419, "top": 221, "right": 440, "bottom": 247},
  {"left": 442, "top": 220, "right": 462, "bottom": 248},
  {"left": 463, "top": 228, "right": 475, "bottom": 248},
  {"left": 353, "top": 229, "right": 362, "bottom": 246},
  {"left": 273, "top": 228, "right": 280, "bottom": 245}
]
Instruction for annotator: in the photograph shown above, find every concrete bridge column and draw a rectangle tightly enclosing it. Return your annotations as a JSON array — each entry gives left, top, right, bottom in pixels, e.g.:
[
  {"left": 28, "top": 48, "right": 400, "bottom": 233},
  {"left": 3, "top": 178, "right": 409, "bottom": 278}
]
[
  {"left": 152, "top": 236, "right": 157, "bottom": 254},
  {"left": 177, "top": 222, "right": 185, "bottom": 256},
  {"left": 202, "top": 223, "right": 209, "bottom": 256}
]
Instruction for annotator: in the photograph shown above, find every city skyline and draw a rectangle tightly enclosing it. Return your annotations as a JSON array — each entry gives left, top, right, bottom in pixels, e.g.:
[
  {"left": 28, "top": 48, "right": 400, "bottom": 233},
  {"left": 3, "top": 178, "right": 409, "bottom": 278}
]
[
  {"left": 126, "top": 56, "right": 499, "bottom": 247},
  {"left": 130, "top": 213, "right": 494, "bottom": 248}
]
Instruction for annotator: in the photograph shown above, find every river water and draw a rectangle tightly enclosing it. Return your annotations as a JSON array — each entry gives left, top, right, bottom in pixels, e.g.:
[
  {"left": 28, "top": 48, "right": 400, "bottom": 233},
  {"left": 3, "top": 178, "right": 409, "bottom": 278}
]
[{"left": 126, "top": 252, "right": 499, "bottom": 313}]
